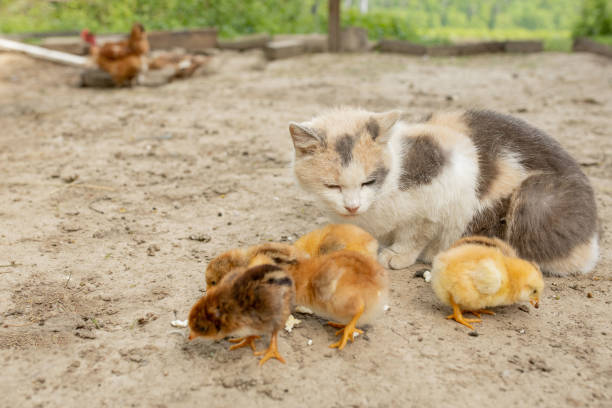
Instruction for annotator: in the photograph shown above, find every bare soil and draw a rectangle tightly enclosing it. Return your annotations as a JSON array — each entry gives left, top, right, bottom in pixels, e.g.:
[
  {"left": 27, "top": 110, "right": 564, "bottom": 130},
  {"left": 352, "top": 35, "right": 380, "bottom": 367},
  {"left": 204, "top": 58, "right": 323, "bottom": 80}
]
[{"left": 0, "top": 50, "right": 611, "bottom": 408}]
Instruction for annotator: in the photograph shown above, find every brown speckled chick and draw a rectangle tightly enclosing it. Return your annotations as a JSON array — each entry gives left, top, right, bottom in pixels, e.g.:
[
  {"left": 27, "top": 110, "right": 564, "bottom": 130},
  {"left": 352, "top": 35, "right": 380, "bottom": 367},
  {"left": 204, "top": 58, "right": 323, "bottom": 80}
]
[{"left": 189, "top": 264, "right": 294, "bottom": 366}]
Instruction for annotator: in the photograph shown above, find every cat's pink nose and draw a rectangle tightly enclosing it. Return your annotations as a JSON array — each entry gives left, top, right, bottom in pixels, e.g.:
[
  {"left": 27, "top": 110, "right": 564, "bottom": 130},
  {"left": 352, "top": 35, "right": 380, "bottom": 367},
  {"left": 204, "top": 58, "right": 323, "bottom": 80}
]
[{"left": 344, "top": 205, "right": 359, "bottom": 214}]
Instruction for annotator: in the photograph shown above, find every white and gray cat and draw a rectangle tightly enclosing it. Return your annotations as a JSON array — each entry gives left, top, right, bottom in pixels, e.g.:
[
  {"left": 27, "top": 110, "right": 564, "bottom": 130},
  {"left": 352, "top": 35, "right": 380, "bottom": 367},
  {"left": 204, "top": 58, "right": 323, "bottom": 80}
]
[{"left": 289, "top": 108, "right": 598, "bottom": 276}]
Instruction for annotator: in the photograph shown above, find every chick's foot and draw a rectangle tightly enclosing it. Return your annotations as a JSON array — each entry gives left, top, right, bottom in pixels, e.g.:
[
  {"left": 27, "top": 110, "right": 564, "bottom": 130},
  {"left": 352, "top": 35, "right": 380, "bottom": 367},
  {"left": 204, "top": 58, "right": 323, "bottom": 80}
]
[
  {"left": 447, "top": 298, "right": 481, "bottom": 330},
  {"left": 467, "top": 309, "right": 495, "bottom": 318},
  {"left": 228, "top": 335, "right": 261, "bottom": 353},
  {"left": 328, "top": 304, "right": 364, "bottom": 350},
  {"left": 254, "top": 331, "right": 285, "bottom": 366}
]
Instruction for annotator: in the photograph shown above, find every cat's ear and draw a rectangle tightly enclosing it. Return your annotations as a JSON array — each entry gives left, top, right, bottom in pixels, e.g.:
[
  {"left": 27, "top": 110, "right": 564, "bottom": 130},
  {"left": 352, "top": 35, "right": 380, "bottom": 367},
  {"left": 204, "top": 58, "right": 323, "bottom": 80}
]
[
  {"left": 289, "top": 122, "right": 325, "bottom": 155},
  {"left": 369, "top": 110, "right": 402, "bottom": 143}
]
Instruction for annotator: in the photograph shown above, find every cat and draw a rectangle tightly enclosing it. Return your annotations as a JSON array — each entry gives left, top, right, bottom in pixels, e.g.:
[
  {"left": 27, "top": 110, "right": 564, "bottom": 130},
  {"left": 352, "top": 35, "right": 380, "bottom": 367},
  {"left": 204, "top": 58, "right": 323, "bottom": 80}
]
[{"left": 288, "top": 108, "right": 599, "bottom": 276}]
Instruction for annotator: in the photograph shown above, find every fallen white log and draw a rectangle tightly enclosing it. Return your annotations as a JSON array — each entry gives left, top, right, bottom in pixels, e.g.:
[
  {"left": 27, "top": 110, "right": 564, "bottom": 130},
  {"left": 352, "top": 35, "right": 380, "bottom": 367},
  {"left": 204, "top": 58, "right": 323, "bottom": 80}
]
[{"left": 0, "top": 37, "right": 88, "bottom": 67}]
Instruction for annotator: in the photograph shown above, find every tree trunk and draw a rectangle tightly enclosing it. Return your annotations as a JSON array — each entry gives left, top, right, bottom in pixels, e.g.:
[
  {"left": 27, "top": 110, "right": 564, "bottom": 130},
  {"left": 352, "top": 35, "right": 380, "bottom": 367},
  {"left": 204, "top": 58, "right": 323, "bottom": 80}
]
[
  {"left": 360, "top": 0, "right": 368, "bottom": 14},
  {"left": 328, "top": 0, "right": 341, "bottom": 52}
]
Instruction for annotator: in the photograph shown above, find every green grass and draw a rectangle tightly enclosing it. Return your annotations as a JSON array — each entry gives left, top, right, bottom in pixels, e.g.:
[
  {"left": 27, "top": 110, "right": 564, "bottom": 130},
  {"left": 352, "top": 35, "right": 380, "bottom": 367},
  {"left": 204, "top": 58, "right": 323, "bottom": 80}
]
[
  {"left": 0, "top": 0, "right": 600, "bottom": 54},
  {"left": 543, "top": 37, "right": 573, "bottom": 52},
  {"left": 411, "top": 27, "right": 573, "bottom": 50},
  {"left": 591, "top": 35, "right": 612, "bottom": 45}
]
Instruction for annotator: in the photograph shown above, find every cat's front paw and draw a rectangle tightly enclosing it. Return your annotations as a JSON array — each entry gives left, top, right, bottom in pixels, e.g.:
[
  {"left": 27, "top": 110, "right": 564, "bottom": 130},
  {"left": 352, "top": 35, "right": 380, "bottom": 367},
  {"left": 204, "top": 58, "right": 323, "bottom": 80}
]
[{"left": 379, "top": 248, "right": 416, "bottom": 270}]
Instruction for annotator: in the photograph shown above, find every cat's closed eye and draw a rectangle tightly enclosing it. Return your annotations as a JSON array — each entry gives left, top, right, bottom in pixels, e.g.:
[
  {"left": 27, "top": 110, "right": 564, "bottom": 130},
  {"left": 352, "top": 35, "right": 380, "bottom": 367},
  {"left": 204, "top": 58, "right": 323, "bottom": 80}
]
[
  {"left": 362, "top": 179, "right": 376, "bottom": 187},
  {"left": 325, "top": 184, "right": 341, "bottom": 190}
]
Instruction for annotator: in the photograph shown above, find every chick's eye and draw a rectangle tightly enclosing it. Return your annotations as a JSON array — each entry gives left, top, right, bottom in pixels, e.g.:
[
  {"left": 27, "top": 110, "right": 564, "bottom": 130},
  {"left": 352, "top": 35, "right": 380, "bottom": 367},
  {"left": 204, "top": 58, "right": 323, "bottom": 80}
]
[
  {"left": 362, "top": 179, "right": 376, "bottom": 187},
  {"left": 325, "top": 184, "right": 341, "bottom": 190},
  {"left": 532, "top": 289, "right": 537, "bottom": 294}
]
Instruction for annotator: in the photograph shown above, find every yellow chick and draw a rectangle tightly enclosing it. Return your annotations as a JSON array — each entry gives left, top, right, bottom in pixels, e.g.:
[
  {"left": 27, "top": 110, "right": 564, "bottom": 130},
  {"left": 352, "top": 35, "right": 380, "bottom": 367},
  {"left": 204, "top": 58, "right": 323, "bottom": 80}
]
[
  {"left": 293, "top": 224, "right": 379, "bottom": 258},
  {"left": 449, "top": 235, "right": 518, "bottom": 257},
  {"left": 431, "top": 236, "right": 544, "bottom": 329}
]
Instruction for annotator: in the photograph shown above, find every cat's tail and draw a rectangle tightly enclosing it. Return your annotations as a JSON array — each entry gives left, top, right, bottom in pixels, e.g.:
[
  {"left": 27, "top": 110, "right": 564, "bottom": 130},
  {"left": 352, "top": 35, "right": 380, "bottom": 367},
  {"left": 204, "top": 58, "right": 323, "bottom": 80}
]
[{"left": 506, "top": 173, "right": 599, "bottom": 276}]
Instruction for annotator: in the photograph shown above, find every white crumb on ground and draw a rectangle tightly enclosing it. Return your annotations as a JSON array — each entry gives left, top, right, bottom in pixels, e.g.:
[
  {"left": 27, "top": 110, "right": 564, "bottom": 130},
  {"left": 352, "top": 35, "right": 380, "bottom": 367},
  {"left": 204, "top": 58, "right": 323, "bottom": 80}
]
[
  {"left": 423, "top": 270, "right": 432, "bottom": 283},
  {"left": 170, "top": 319, "right": 188, "bottom": 328},
  {"left": 284, "top": 314, "right": 302, "bottom": 332},
  {"left": 307, "top": 339, "right": 313, "bottom": 346},
  {"left": 178, "top": 59, "right": 191, "bottom": 69},
  {"left": 383, "top": 304, "right": 390, "bottom": 311}
]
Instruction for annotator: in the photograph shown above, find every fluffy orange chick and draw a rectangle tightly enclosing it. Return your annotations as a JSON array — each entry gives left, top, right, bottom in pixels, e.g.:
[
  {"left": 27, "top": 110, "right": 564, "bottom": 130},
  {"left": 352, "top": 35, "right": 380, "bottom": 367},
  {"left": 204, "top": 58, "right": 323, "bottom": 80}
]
[
  {"left": 189, "top": 264, "right": 294, "bottom": 366},
  {"left": 205, "top": 247, "right": 250, "bottom": 288},
  {"left": 247, "top": 245, "right": 389, "bottom": 350},
  {"left": 293, "top": 224, "right": 379, "bottom": 258},
  {"left": 205, "top": 224, "right": 378, "bottom": 289},
  {"left": 205, "top": 243, "right": 310, "bottom": 288},
  {"left": 431, "top": 236, "right": 544, "bottom": 329}
]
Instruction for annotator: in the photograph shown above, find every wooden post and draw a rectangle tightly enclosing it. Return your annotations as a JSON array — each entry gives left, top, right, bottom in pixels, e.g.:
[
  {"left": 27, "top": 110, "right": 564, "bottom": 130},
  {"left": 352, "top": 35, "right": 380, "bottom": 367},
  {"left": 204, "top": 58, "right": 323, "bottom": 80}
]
[{"left": 328, "top": 0, "right": 341, "bottom": 52}]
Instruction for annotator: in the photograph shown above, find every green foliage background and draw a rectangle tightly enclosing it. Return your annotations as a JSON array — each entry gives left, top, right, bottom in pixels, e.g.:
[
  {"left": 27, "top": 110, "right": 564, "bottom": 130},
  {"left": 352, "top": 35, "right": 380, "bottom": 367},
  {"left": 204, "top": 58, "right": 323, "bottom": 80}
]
[
  {"left": 0, "top": 0, "right": 609, "bottom": 47},
  {"left": 573, "top": 0, "right": 612, "bottom": 37}
]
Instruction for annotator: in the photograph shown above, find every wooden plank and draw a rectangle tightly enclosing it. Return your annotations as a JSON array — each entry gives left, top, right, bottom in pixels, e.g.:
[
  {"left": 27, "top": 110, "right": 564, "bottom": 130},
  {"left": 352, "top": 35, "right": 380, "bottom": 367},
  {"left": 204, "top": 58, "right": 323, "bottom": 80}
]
[
  {"left": 15, "top": 30, "right": 81, "bottom": 39},
  {"left": 217, "top": 34, "right": 271, "bottom": 51},
  {"left": 328, "top": 0, "right": 341, "bottom": 52},
  {"left": 458, "top": 41, "right": 505, "bottom": 55},
  {"left": 40, "top": 37, "right": 87, "bottom": 55},
  {"left": 264, "top": 40, "right": 306, "bottom": 60},
  {"left": 428, "top": 42, "right": 506, "bottom": 57},
  {"left": 0, "top": 38, "right": 88, "bottom": 66},
  {"left": 148, "top": 28, "right": 217, "bottom": 52},
  {"left": 504, "top": 41, "right": 543, "bottom": 53},
  {"left": 274, "top": 34, "right": 328, "bottom": 53},
  {"left": 377, "top": 39, "right": 426, "bottom": 55},
  {"left": 573, "top": 37, "right": 612, "bottom": 58},
  {"left": 427, "top": 45, "right": 461, "bottom": 57}
]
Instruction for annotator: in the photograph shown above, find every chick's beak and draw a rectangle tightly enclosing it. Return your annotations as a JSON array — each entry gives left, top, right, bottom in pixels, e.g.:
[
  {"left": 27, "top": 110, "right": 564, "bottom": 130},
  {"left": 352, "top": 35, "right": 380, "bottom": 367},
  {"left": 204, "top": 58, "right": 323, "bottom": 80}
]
[
  {"left": 188, "top": 331, "right": 196, "bottom": 341},
  {"left": 530, "top": 299, "right": 539, "bottom": 308}
]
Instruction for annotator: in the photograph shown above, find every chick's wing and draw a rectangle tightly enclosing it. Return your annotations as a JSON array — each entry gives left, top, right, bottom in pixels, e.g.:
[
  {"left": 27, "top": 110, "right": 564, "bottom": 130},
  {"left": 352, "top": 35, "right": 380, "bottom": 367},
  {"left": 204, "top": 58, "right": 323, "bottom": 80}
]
[
  {"left": 311, "top": 264, "right": 343, "bottom": 302},
  {"left": 469, "top": 258, "right": 503, "bottom": 295}
]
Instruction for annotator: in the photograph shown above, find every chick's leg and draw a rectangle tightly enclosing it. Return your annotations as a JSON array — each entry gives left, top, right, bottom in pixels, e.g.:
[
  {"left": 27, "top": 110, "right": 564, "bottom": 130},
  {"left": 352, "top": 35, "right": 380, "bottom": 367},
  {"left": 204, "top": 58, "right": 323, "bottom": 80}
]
[
  {"left": 228, "top": 335, "right": 260, "bottom": 353},
  {"left": 327, "top": 322, "right": 364, "bottom": 337},
  {"left": 329, "top": 304, "right": 365, "bottom": 350},
  {"left": 467, "top": 309, "right": 495, "bottom": 318},
  {"left": 446, "top": 297, "right": 481, "bottom": 330},
  {"left": 254, "top": 331, "right": 285, "bottom": 366}
]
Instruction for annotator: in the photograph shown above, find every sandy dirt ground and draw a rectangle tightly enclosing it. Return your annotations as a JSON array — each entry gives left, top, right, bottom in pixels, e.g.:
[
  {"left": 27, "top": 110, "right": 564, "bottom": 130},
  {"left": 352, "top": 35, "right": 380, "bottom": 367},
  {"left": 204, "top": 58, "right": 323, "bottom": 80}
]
[{"left": 0, "top": 49, "right": 611, "bottom": 408}]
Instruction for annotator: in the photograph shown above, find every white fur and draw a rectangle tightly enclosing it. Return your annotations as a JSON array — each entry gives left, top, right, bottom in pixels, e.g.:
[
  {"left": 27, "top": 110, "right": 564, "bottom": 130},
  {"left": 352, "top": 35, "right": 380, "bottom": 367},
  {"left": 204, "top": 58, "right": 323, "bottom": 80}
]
[
  {"left": 481, "top": 150, "right": 528, "bottom": 208},
  {"left": 540, "top": 233, "right": 599, "bottom": 276},
  {"left": 291, "top": 110, "right": 597, "bottom": 274},
  {"left": 326, "top": 121, "right": 482, "bottom": 268}
]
